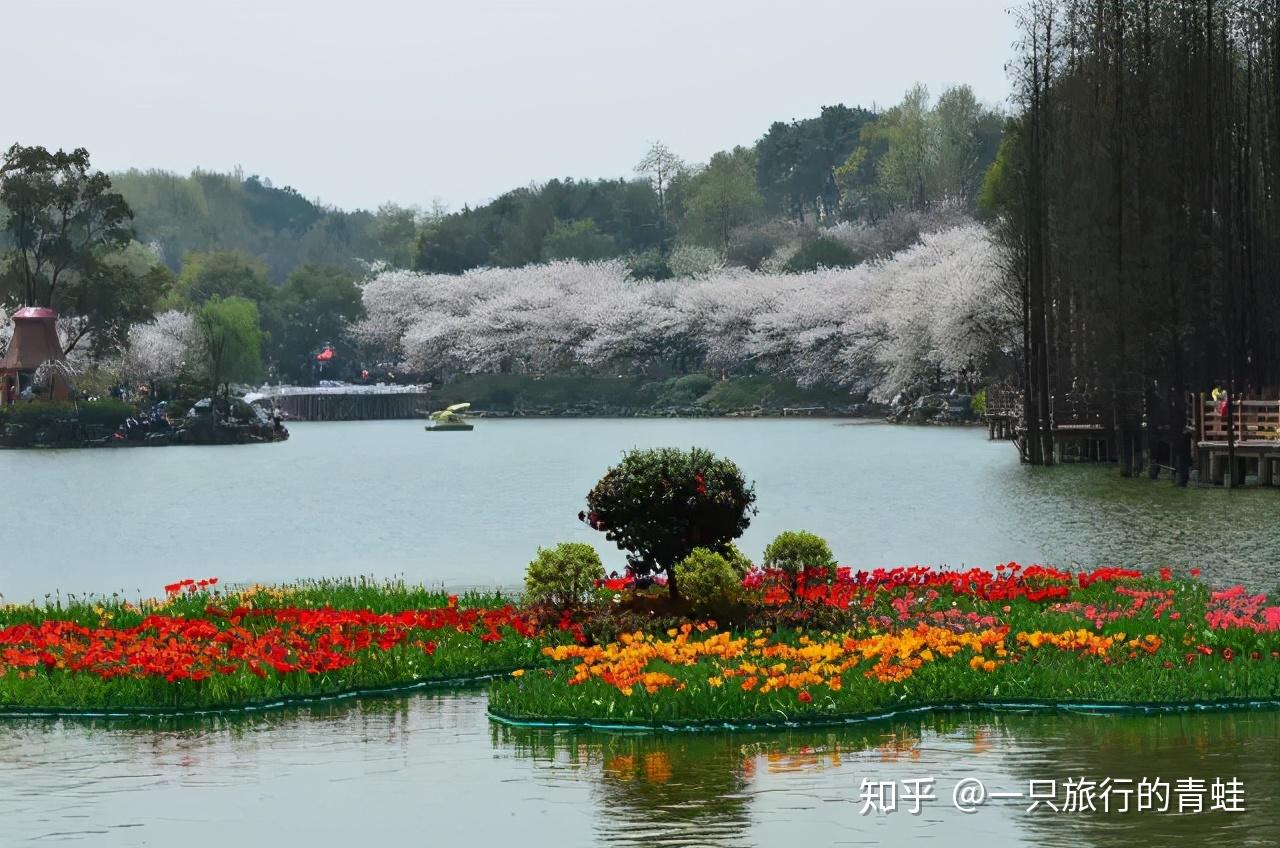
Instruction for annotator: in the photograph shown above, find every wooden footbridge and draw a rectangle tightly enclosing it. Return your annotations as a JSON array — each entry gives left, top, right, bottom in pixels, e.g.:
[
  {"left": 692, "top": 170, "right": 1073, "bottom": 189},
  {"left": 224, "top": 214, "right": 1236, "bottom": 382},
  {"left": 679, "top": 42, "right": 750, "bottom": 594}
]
[
  {"left": 982, "top": 386, "right": 1280, "bottom": 486},
  {"left": 1188, "top": 395, "right": 1280, "bottom": 487},
  {"left": 983, "top": 388, "right": 1118, "bottom": 460},
  {"left": 246, "top": 384, "right": 433, "bottom": 421}
]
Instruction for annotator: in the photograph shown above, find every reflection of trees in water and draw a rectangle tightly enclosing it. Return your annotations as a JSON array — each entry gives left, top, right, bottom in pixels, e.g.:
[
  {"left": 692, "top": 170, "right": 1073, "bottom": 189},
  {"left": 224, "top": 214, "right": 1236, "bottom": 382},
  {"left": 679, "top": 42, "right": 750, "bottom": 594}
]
[
  {"left": 493, "top": 725, "right": 753, "bottom": 846},
  {"left": 994, "top": 463, "right": 1280, "bottom": 586},
  {"left": 493, "top": 710, "right": 1280, "bottom": 848},
  {"left": 491, "top": 714, "right": 977, "bottom": 847},
  {"left": 53, "top": 686, "right": 485, "bottom": 769},
  {"left": 984, "top": 710, "right": 1280, "bottom": 848}
]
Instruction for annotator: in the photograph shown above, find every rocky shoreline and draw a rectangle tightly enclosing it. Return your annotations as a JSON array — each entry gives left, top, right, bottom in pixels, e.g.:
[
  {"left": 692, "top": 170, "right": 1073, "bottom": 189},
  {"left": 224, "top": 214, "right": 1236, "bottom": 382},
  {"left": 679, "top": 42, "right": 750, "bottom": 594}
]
[{"left": 1, "top": 399, "right": 288, "bottom": 449}]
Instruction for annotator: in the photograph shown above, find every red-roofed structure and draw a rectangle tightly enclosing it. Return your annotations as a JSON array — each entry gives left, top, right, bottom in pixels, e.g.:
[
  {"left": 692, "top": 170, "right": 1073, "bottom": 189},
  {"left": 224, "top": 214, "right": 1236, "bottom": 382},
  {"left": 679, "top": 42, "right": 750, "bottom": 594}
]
[{"left": 1, "top": 307, "right": 69, "bottom": 405}]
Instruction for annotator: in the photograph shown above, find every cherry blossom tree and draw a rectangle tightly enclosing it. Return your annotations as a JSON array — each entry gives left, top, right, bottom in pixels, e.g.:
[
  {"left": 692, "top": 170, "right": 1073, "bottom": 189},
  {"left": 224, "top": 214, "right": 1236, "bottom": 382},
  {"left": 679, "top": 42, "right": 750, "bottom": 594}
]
[
  {"left": 120, "top": 310, "right": 195, "bottom": 387},
  {"left": 348, "top": 223, "right": 1013, "bottom": 397}
]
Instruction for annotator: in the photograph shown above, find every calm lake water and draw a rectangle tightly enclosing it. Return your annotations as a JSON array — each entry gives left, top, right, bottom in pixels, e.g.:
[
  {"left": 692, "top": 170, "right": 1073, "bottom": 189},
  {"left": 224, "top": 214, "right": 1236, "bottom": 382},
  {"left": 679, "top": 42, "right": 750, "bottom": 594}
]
[
  {"left": 3, "top": 420, "right": 1279, "bottom": 847},
  {"left": 0, "top": 693, "right": 1276, "bottom": 847},
  {"left": 2, "top": 419, "right": 1279, "bottom": 603}
]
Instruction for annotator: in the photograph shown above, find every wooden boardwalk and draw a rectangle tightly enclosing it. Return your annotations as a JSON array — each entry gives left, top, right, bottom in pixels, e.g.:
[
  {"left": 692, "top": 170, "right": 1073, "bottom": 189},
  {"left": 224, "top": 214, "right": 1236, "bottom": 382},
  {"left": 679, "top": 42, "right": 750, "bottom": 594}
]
[
  {"left": 1189, "top": 395, "right": 1280, "bottom": 487},
  {"left": 983, "top": 388, "right": 1020, "bottom": 441}
]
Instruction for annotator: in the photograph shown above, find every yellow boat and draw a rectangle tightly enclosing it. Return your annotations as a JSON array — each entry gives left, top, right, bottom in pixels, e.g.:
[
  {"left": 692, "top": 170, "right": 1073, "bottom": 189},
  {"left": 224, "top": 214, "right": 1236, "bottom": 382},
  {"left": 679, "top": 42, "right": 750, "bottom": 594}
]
[{"left": 425, "top": 402, "right": 474, "bottom": 432}]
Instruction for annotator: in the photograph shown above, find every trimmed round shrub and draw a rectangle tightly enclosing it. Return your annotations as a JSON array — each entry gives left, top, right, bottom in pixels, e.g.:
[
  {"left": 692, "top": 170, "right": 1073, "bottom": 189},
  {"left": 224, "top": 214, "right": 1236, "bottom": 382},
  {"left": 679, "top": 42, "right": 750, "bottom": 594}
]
[
  {"left": 675, "top": 548, "right": 741, "bottom": 612},
  {"left": 524, "top": 542, "right": 605, "bottom": 608},
  {"left": 582, "top": 447, "right": 757, "bottom": 598},
  {"left": 763, "top": 530, "right": 835, "bottom": 600}
]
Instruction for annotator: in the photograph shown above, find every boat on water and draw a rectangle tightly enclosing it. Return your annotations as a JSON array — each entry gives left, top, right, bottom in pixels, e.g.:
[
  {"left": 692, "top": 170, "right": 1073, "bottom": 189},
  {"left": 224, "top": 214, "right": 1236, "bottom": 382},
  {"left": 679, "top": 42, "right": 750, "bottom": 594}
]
[{"left": 425, "top": 402, "right": 474, "bottom": 432}]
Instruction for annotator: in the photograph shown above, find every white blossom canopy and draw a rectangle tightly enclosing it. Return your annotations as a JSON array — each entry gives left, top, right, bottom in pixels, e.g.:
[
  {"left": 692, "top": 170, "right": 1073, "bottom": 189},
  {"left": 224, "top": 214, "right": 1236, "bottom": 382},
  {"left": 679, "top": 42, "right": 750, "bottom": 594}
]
[{"left": 349, "top": 224, "right": 1014, "bottom": 399}]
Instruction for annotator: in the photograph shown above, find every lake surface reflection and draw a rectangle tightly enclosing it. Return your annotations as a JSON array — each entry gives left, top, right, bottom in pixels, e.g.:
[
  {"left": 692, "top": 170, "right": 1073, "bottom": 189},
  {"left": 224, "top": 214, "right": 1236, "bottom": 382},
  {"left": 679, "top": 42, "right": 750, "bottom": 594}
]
[
  {"left": 0, "top": 690, "right": 1275, "bottom": 846},
  {"left": 3, "top": 420, "right": 1279, "bottom": 845},
  {"left": 3, "top": 419, "right": 1280, "bottom": 603}
]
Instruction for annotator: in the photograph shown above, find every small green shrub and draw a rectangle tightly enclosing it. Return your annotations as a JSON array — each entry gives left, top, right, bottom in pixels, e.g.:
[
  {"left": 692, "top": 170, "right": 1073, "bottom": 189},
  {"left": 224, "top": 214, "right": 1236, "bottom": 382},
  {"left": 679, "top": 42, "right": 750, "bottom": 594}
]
[
  {"left": 675, "top": 548, "right": 741, "bottom": 611},
  {"left": 77, "top": 399, "right": 136, "bottom": 429},
  {"left": 5, "top": 400, "right": 77, "bottom": 424},
  {"left": 627, "top": 249, "right": 673, "bottom": 281},
  {"left": 651, "top": 373, "right": 715, "bottom": 407},
  {"left": 784, "top": 237, "right": 862, "bottom": 273},
  {"left": 763, "top": 530, "right": 836, "bottom": 601},
  {"left": 971, "top": 388, "right": 987, "bottom": 416},
  {"left": 524, "top": 542, "right": 606, "bottom": 608},
  {"left": 673, "top": 373, "right": 714, "bottom": 397}
]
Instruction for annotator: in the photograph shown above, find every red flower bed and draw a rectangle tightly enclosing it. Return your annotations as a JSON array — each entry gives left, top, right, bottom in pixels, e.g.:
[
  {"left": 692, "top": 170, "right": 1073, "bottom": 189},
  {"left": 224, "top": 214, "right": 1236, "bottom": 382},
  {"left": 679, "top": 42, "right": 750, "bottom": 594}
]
[
  {"left": 744, "top": 562, "right": 1108, "bottom": 608},
  {"left": 0, "top": 596, "right": 538, "bottom": 684}
]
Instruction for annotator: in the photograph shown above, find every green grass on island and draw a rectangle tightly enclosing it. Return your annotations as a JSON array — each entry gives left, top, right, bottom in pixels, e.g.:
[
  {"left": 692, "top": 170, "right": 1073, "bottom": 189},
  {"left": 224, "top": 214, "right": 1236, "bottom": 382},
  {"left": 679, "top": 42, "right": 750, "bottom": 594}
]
[
  {"left": 1, "top": 567, "right": 1277, "bottom": 720},
  {"left": 0, "top": 578, "right": 559, "bottom": 713}
]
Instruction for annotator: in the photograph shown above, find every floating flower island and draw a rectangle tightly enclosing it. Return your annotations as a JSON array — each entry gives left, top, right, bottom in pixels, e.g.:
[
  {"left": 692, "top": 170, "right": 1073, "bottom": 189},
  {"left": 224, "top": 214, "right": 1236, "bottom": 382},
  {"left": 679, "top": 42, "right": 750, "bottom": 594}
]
[{"left": 0, "top": 566, "right": 1278, "bottom": 725}]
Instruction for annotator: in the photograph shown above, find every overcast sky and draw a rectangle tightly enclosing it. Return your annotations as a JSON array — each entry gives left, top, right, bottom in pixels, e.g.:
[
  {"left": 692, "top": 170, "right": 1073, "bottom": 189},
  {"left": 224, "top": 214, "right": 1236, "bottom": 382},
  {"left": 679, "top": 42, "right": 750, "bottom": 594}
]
[{"left": 8, "top": 0, "right": 1018, "bottom": 212}]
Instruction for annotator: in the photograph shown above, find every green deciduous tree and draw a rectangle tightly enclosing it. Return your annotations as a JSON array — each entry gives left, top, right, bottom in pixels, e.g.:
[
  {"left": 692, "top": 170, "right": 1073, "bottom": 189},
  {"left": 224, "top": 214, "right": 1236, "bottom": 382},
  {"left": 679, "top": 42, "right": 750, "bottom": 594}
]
[
  {"left": 541, "top": 218, "right": 619, "bottom": 262},
  {"left": 264, "top": 264, "right": 363, "bottom": 381},
  {"left": 849, "top": 85, "right": 1004, "bottom": 215},
  {"left": 0, "top": 143, "right": 166, "bottom": 354},
  {"left": 682, "top": 147, "right": 765, "bottom": 252},
  {"left": 865, "top": 84, "right": 936, "bottom": 212},
  {"left": 174, "top": 250, "right": 274, "bottom": 305},
  {"left": 194, "top": 295, "right": 264, "bottom": 396},
  {"left": 369, "top": 203, "right": 420, "bottom": 268}
]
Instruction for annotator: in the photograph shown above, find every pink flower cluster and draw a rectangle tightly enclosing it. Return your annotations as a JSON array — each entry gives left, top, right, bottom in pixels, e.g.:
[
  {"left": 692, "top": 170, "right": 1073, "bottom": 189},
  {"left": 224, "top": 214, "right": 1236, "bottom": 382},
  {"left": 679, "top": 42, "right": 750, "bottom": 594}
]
[
  {"left": 1206, "top": 586, "right": 1280, "bottom": 633},
  {"left": 1048, "top": 586, "right": 1178, "bottom": 630}
]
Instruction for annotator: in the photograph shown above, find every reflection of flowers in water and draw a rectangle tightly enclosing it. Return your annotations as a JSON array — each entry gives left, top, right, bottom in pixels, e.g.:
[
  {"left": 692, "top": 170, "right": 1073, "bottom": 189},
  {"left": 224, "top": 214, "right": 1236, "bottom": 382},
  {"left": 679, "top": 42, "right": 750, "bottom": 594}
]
[
  {"left": 601, "top": 752, "right": 674, "bottom": 785},
  {"left": 491, "top": 711, "right": 1280, "bottom": 848},
  {"left": 642, "top": 751, "right": 673, "bottom": 784},
  {"left": 758, "top": 744, "right": 844, "bottom": 774}
]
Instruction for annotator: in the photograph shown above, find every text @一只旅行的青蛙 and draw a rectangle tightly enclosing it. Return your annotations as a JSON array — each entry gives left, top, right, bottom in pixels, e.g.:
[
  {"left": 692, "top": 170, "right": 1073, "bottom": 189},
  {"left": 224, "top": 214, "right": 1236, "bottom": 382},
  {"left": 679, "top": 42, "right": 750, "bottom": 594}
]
[{"left": 852, "top": 776, "right": 1244, "bottom": 815}]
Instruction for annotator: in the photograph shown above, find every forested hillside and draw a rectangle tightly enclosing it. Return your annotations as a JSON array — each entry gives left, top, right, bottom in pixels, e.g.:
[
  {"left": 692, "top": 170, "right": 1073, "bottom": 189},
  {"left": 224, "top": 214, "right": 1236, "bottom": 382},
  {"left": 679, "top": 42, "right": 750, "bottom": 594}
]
[
  {"left": 2, "top": 81, "right": 1010, "bottom": 404},
  {"left": 111, "top": 83, "right": 1003, "bottom": 281}
]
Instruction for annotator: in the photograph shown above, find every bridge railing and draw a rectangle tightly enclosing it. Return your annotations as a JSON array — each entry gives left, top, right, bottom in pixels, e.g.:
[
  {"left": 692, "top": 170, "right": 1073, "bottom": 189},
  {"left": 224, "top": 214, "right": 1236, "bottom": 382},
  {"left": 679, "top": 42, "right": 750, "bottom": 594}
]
[
  {"left": 1192, "top": 394, "right": 1280, "bottom": 444},
  {"left": 984, "top": 387, "right": 1022, "bottom": 418},
  {"left": 250, "top": 383, "right": 432, "bottom": 397}
]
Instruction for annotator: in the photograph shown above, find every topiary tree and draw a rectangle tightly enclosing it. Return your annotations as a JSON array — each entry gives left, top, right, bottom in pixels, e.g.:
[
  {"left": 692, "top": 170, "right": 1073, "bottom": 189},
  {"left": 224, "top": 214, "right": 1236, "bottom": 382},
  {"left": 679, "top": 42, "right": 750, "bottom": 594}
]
[
  {"left": 675, "top": 548, "right": 741, "bottom": 614},
  {"left": 762, "top": 530, "right": 835, "bottom": 601},
  {"left": 524, "top": 542, "right": 606, "bottom": 609},
  {"left": 581, "top": 447, "right": 757, "bottom": 599}
]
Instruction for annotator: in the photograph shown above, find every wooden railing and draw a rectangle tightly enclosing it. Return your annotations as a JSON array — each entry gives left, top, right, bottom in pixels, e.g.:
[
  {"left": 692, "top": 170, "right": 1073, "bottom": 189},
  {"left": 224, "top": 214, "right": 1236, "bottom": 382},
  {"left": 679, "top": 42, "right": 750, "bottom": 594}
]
[
  {"left": 1191, "top": 394, "right": 1280, "bottom": 444},
  {"left": 984, "top": 387, "right": 1022, "bottom": 418}
]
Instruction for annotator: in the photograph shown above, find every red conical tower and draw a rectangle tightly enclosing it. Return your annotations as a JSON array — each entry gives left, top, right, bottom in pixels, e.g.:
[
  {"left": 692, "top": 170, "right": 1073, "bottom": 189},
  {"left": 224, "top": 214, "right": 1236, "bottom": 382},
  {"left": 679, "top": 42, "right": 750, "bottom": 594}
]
[{"left": 0, "top": 307, "right": 69, "bottom": 405}]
